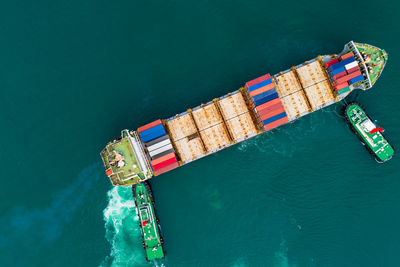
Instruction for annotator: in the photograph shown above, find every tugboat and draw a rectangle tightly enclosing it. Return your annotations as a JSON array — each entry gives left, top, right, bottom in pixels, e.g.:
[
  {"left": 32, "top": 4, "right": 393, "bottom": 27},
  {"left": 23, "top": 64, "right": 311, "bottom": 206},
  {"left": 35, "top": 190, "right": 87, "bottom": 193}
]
[
  {"left": 344, "top": 102, "right": 394, "bottom": 163},
  {"left": 133, "top": 182, "right": 165, "bottom": 261}
]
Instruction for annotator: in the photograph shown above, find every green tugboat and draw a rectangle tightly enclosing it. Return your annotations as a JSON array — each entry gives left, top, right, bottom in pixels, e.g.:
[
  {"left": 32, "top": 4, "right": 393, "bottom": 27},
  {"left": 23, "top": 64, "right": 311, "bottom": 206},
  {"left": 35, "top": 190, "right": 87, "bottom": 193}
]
[
  {"left": 345, "top": 103, "right": 394, "bottom": 163},
  {"left": 133, "top": 182, "right": 165, "bottom": 261}
]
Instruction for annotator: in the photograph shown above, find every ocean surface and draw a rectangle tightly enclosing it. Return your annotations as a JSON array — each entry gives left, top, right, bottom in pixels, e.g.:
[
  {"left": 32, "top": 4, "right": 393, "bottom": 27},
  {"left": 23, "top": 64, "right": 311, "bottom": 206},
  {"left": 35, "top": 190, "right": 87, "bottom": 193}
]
[{"left": 1, "top": 0, "right": 399, "bottom": 266}]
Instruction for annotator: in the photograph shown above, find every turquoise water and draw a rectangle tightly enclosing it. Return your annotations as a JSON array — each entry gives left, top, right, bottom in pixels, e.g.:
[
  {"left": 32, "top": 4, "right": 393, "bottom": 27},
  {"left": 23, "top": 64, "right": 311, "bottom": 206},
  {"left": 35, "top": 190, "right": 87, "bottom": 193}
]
[{"left": 1, "top": 0, "right": 399, "bottom": 266}]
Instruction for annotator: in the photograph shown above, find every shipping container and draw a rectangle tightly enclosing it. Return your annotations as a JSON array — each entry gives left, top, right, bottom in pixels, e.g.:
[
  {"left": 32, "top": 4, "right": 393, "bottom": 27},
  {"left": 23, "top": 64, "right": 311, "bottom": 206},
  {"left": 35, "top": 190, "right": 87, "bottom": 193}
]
[
  {"left": 255, "top": 98, "right": 282, "bottom": 113},
  {"left": 149, "top": 143, "right": 173, "bottom": 157},
  {"left": 344, "top": 61, "right": 358, "bottom": 70},
  {"left": 154, "top": 161, "right": 179, "bottom": 176},
  {"left": 245, "top": 73, "right": 271, "bottom": 88},
  {"left": 340, "top": 51, "right": 354, "bottom": 60},
  {"left": 152, "top": 157, "right": 178, "bottom": 171},
  {"left": 139, "top": 124, "right": 167, "bottom": 143},
  {"left": 328, "top": 57, "right": 356, "bottom": 71},
  {"left": 325, "top": 58, "right": 339, "bottom": 68},
  {"left": 145, "top": 134, "right": 169, "bottom": 147},
  {"left": 260, "top": 105, "right": 285, "bottom": 122},
  {"left": 262, "top": 112, "right": 287, "bottom": 125},
  {"left": 348, "top": 75, "right": 364, "bottom": 84},
  {"left": 337, "top": 87, "right": 350, "bottom": 95},
  {"left": 335, "top": 70, "right": 362, "bottom": 85},
  {"left": 151, "top": 148, "right": 175, "bottom": 160},
  {"left": 256, "top": 102, "right": 283, "bottom": 118},
  {"left": 334, "top": 82, "right": 349, "bottom": 91},
  {"left": 329, "top": 66, "right": 346, "bottom": 76},
  {"left": 263, "top": 117, "right": 289, "bottom": 131},
  {"left": 332, "top": 71, "right": 347, "bottom": 80},
  {"left": 252, "top": 88, "right": 276, "bottom": 102},
  {"left": 254, "top": 92, "right": 279, "bottom": 106},
  {"left": 247, "top": 78, "right": 272, "bottom": 92},
  {"left": 147, "top": 139, "right": 171, "bottom": 152},
  {"left": 346, "top": 66, "right": 360, "bottom": 74},
  {"left": 248, "top": 83, "right": 275, "bottom": 98},
  {"left": 137, "top": 119, "right": 162, "bottom": 133},
  {"left": 151, "top": 152, "right": 176, "bottom": 166}
]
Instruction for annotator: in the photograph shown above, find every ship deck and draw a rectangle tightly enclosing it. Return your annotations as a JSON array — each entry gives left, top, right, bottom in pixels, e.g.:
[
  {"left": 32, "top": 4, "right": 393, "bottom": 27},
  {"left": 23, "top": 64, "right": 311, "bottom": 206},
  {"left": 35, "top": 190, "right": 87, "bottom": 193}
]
[
  {"left": 135, "top": 184, "right": 164, "bottom": 260},
  {"left": 355, "top": 43, "right": 388, "bottom": 86},
  {"left": 101, "top": 137, "right": 142, "bottom": 185}
]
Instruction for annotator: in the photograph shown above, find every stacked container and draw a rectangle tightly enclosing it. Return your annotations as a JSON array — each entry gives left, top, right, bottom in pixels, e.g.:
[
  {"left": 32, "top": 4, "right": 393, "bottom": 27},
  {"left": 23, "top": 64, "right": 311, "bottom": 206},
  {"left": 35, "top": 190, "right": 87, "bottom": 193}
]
[
  {"left": 245, "top": 74, "right": 288, "bottom": 131},
  {"left": 138, "top": 120, "right": 179, "bottom": 175},
  {"left": 325, "top": 52, "right": 364, "bottom": 95}
]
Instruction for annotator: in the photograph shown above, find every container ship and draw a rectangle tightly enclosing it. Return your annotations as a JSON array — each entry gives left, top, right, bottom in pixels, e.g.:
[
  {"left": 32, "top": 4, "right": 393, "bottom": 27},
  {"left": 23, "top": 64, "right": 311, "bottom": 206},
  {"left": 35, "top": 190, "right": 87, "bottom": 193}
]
[
  {"left": 345, "top": 103, "right": 394, "bottom": 162},
  {"left": 133, "top": 182, "right": 165, "bottom": 261},
  {"left": 100, "top": 41, "right": 388, "bottom": 186}
]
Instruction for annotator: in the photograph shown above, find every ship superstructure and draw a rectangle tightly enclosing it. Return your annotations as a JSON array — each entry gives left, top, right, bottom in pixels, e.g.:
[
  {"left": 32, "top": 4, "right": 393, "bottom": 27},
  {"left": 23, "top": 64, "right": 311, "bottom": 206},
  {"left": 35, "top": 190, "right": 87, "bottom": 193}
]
[{"left": 101, "top": 41, "right": 388, "bottom": 186}]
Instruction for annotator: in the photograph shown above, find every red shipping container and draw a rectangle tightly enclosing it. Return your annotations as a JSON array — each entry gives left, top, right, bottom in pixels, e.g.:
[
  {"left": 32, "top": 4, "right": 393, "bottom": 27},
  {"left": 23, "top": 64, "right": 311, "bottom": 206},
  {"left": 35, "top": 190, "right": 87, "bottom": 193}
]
[
  {"left": 340, "top": 51, "right": 354, "bottom": 60},
  {"left": 248, "top": 83, "right": 275, "bottom": 98},
  {"left": 138, "top": 119, "right": 162, "bottom": 133},
  {"left": 260, "top": 106, "right": 285, "bottom": 121},
  {"left": 333, "top": 71, "right": 347, "bottom": 80},
  {"left": 346, "top": 66, "right": 360, "bottom": 74},
  {"left": 255, "top": 98, "right": 282, "bottom": 113},
  {"left": 335, "top": 70, "right": 362, "bottom": 85},
  {"left": 334, "top": 82, "right": 348, "bottom": 91},
  {"left": 154, "top": 161, "right": 179, "bottom": 176},
  {"left": 151, "top": 152, "right": 175, "bottom": 166},
  {"left": 257, "top": 102, "right": 283, "bottom": 118},
  {"left": 245, "top": 73, "right": 271, "bottom": 88},
  {"left": 152, "top": 157, "right": 178, "bottom": 171},
  {"left": 325, "top": 58, "right": 339, "bottom": 68},
  {"left": 263, "top": 117, "right": 289, "bottom": 131}
]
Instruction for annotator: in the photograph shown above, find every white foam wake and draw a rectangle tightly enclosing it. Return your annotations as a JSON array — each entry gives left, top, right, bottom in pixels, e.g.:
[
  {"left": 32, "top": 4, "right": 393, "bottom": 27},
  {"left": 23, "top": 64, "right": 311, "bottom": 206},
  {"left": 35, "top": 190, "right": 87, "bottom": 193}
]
[{"left": 101, "top": 186, "right": 148, "bottom": 267}]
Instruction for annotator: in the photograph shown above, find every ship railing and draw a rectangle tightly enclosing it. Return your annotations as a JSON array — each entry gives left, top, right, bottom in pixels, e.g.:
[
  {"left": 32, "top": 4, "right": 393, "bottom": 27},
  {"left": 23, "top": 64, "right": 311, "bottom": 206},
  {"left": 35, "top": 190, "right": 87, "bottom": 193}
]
[
  {"left": 132, "top": 131, "right": 154, "bottom": 178},
  {"left": 347, "top": 41, "right": 372, "bottom": 89}
]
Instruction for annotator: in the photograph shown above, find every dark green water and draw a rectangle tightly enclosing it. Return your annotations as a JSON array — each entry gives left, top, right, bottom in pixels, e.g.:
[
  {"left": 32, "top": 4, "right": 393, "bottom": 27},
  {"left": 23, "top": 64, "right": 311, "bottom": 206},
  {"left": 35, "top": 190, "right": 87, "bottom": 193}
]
[{"left": 1, "top": 0, "right": 399, "bottom": 266}]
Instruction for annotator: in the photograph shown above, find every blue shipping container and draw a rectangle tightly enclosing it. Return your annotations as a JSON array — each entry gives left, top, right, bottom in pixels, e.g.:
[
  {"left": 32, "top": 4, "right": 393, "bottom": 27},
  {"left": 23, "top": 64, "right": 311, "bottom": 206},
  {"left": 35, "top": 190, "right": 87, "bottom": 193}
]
[
  {"left": 262, "top": 112, "right": 287, "bottom": 125},
  {"left": 254, "top": 92, "right": 279, "bottom": 106},
  {"left": 251, "top": 88, "right": 276, "bottom": 102},
  {"left": 247, "top": 78, "right": 272, "bottom": 92},
  {"left": 139, "top": 124, "right": 166, "bottom": 142},
  {"left": 348, "top": 75, "right": 364, "bottom": 85},
  {"left": 328, "top": 57, "right": 356, "bottom": 71},
  {"left": 329, "top": 66, "right": 346, "bottom": 76}
]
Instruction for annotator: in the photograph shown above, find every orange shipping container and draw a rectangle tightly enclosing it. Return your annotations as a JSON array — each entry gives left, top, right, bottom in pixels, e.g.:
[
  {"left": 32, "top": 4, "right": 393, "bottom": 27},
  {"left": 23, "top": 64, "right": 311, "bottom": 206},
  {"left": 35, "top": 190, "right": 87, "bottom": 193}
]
[
  {"left": 260, "top": 106, "right": 285, "bottom": 121},
  {"left": 257, "top": 102, "right": 283, "bottom": 117},
  {"left": 138, "top": 119, "right": 162, "bottom": 133},
  {"left": 154, "top": 161, "right": 179, "bottom": 176},
  {"left": 248, "top": 83, "right": 275, "bottom": 98},
  {"left": 263, "top": 117, "right": 289, "bottom": 131},
  {"left": 340, "top": 51, "right": 354, "bottom": 60},
  {"left": 151, "top": 152, "right": 176, "bottom": 166},
  {"left": 255, "top": 98, "right": 282, "bottom": 113}
]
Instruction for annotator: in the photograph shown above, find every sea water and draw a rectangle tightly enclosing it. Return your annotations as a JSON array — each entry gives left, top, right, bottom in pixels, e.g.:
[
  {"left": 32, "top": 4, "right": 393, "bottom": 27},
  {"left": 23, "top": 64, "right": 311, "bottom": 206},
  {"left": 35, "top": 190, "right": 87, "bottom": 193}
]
[{"left": 1, "top": 0, "right": 399, "bottom": 266}]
